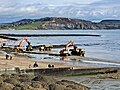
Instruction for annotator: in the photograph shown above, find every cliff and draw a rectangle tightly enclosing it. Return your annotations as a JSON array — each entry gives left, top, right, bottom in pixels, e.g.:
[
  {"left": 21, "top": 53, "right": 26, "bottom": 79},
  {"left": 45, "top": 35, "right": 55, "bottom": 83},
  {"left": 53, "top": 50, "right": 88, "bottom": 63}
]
[{"left": 0, "top": 17, "right": 120, "bottom": 30}]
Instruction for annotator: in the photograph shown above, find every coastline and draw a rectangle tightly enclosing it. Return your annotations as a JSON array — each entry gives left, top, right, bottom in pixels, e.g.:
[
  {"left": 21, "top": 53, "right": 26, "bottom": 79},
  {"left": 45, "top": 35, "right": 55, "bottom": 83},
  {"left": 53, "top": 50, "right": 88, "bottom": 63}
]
[
  {"left": 0, "top": 37, "right": 120, "bottom": 90},
  {"left": 0, "top": 52, "right": 100, "bottom": 71},
  {"left": 0, "top": 37, "right": 119, "bottom": 71}
]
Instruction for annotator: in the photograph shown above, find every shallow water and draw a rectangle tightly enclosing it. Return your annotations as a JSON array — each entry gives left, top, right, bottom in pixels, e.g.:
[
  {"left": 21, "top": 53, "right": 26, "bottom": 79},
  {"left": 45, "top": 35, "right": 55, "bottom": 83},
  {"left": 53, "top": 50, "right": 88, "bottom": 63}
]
[{"left": 1, "top": 30, "right": 120, "bottom": 67}]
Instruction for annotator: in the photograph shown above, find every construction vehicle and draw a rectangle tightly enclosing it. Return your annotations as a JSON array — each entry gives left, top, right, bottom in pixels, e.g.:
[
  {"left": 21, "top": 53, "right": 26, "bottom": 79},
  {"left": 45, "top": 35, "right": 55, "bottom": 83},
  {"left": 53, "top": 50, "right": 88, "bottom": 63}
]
[
  {"left": 59, "top": 40, "right": 85, "bottom": 56},
  {"left": 39, "top": 45, "right": 53, "bottom": 51},
  {"left": 59, "top": 40, "right": 74, "bottom": 56},
  {"left": 14, "top": 37, "right": 33, "bottom": 52},
  {"left": 70, "top": 48, "right": 85, "bottom": 56}
]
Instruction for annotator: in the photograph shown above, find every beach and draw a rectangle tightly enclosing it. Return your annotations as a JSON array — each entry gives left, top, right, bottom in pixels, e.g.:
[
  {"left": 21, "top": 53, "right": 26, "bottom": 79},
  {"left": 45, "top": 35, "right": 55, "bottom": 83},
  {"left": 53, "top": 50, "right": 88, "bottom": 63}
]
[
  {"left": 0, "top": 37, "right": 101, "bottom": 71},
  {"left": 0, "top": 53, "right": 69, "bottom": 70},
  {"left": 0, "top": 37, "right": 120, "bottom": 90},
  {"left": 0, "top": 51, "right": 100, "bottom": 71},
  {"left": 0, "top": 38, "right": 8, "bottom": 43}
]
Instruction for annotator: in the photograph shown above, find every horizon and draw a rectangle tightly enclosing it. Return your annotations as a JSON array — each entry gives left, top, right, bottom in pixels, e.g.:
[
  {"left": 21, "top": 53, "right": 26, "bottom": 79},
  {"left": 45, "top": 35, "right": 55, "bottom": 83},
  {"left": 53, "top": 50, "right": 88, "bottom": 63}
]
[{"left": 0, "top": 0, "right": 120, "bottom": 23}]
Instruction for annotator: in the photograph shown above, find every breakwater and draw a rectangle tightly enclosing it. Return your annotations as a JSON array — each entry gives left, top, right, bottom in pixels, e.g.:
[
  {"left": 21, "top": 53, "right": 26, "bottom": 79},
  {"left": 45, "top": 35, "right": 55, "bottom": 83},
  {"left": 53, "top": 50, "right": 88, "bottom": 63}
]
[
  {"left": 0, "top": 34, "right": 101, "bottom": 37},
  {"left": 0, "top": 35, "right": 18, "bottom": 40}
]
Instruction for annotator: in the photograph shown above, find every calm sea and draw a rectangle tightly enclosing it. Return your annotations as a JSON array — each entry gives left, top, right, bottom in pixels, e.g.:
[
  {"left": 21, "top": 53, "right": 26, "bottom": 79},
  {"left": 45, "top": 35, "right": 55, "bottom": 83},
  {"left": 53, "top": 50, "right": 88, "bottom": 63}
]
[{"left": 1, "top": 30, "right": 120, "bottom": 67}]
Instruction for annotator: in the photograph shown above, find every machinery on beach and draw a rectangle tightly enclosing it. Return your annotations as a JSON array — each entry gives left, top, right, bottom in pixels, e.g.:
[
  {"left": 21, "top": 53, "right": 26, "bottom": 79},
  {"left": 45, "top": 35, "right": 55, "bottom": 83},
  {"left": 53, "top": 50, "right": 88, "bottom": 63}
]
[
  {"left": 39, "top": 45, "right": 53, "bottom": 51},
  {"left": 14, "top": 37, "right": 33, "bottom": 52},
  {"left": 1, "top": 36, "right": 85, "bottom": 57},
  {"left": 59, "top": 40, "right": 85, "bottom": 56}
]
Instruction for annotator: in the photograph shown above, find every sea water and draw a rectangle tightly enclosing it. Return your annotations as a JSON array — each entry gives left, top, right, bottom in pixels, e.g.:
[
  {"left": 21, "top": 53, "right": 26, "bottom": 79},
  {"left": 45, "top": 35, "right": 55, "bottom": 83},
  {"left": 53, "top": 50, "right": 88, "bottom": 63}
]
[{"left": 1, "top": 30, "right": 120, "bottom": 67}]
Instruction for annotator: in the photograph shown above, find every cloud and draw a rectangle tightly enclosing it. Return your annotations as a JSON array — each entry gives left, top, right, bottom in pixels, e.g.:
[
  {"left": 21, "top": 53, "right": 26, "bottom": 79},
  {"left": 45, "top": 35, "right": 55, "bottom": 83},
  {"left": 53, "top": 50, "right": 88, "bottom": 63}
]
[
  {"left": 89, "top": 0, "right": 120, "bottom": 7},
  {"left": 0, "top": 0, "right": 120, "bottom": 23}
]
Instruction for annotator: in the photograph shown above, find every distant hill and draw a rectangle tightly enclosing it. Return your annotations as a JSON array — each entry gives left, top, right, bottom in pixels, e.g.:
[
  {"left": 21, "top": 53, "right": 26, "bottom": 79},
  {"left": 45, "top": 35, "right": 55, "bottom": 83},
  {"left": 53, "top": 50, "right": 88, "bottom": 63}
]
[{"left": 0, "top": 17, "right": 120, "bottom": 30}]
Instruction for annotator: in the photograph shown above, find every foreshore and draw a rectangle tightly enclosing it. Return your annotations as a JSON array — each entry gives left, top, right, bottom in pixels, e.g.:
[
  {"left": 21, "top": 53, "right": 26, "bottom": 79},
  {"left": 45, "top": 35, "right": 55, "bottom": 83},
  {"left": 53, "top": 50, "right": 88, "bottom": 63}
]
[
  {"left": 0, "top": 37, "right": 119, "bottom": 73},
  {"left": 0, "top": 52, "right": 99, "bottom": 71},
  {"left": 0, "top": 37, "right": 120, "bottom": 90},
  {"left": 0, "top": 38, "right": 8, "bottom": 43},
  {"left": 0, "top": 37, "right": 102, "bottom": 71}
]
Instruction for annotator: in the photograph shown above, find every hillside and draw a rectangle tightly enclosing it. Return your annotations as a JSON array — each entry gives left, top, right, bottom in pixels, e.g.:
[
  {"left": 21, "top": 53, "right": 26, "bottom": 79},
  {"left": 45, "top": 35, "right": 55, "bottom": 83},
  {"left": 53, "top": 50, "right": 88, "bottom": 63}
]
[{"left": 0, "top": 17, "right": 120, "bottom": 30}]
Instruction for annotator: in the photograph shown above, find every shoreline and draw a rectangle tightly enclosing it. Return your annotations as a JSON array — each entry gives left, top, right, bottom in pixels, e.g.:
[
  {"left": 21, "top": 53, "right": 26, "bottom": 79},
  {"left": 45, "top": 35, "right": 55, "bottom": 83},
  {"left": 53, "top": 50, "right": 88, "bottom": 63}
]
[
  {"left": 0, "top": 52, "right": 101, "bottom": 71},
  {"left": 0, "top": 37, "right": 120, "bottom": 90},
  {"left": 0, "top": 37, "right": 119, "bottom": 71}
]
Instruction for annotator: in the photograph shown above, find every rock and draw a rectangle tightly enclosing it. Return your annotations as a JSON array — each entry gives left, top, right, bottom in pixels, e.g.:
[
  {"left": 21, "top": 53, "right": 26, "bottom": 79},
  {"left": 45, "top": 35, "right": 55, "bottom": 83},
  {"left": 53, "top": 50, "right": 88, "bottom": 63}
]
[
  {"left": 32, "top": 75, "right": 56, "bottom": 89},
  {"left": 19, "top": 74, "right": 34, "bottom": 82},
  {"left": 20, "top": 84, "right": 33, "bottom": 90},
  {"left": 0, "top": 74, "right": 89, "bottom": 90},
  {"left": 3, "top": 78, "right": 20, "bottom": 85},
  {"left": 12, "top": 87, "right": 21, "bottom": 90},
  {"left": 49, "top": 84, "right": 66, "bottom": 90},
  {"left": 0, "top": 76, "right": 4, "bottom": 83},
  {"left": 31, "top": 81, "right": 43, "bottom": 88},
  {"left": 32, "top": 75, "right": 55, "bottom": 83},
  {"left": 0, "top": 82, "right": 14, "bottom": 90}
]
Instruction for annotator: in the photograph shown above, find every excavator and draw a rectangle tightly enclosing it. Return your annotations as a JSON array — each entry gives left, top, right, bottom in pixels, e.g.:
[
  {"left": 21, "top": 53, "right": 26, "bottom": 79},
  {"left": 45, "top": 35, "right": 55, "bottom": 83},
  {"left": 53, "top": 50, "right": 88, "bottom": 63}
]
[
  {"left": 14, "top": 37, "right": 33, "bottom": 52},
  {"left": 59, "top": 40, "right": 85, "bottom": 56}
]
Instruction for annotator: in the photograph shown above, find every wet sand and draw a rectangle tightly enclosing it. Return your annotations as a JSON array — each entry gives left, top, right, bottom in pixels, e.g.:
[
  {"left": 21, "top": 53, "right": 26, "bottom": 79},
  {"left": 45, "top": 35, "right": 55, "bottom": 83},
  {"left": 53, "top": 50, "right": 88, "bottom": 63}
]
[
  {"left": 0, "top": 37, "right": 120, "bottom": 90},
  {"left": 0, "top": 53, "right": 120, "bottom": 90},
  {"left": 0, "top": 38, "right": 8, "bottom": 43},
  {"left": 0, "top": 37, "right": 119, "bottom": 71},
  {"left": 0, "top": 37, "right": 99, "bottom": 70},
  {"left": 56, "top": 74, "right": 120, "bottom": 90},
  {"left": 0, "top": 53, "right": 68, "bottom": 70},
  {"left": 0, "top": 53, "right": 99, "bottom": 71}
]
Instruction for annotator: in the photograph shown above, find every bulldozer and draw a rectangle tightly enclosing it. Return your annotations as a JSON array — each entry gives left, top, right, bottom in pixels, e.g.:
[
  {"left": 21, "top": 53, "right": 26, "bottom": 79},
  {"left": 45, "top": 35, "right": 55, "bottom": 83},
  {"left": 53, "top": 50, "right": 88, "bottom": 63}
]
[
  {"left": 14, "top": 37, "right": 33, "bottom": 52},
  {"left": 59, "top": 40, "right": 85, "bottom": 56}
]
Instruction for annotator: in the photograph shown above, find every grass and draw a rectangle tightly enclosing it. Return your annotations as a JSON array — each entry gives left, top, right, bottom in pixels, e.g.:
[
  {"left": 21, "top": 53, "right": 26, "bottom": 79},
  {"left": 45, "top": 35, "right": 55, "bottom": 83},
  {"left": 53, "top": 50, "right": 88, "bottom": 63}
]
[{"left": 15, "top": 21, "right": 44, "bottom": 30}]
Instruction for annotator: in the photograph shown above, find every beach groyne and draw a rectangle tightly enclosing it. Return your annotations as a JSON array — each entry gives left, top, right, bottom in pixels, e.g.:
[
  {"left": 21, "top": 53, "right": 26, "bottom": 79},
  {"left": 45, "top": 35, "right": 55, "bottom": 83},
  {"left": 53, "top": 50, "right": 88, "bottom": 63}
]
[
  {"left": 0, "top": 67, "right": 119, "bottom": 76},
  {"left": 0, "top": 34, "right": 101, "bottom": 37},
  {"left": 21, "top": 67, "right": 119, "bottom": 76},
  {"left": 0, "top": 35, "right": 18, "bottom": 41}
]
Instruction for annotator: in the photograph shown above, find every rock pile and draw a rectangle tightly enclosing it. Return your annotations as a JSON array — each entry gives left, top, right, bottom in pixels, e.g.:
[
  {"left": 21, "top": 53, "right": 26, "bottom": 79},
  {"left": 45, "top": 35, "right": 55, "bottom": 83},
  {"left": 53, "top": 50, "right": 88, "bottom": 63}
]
[{"left": 0, "top": 74, "right": 89, "bottom": 90}]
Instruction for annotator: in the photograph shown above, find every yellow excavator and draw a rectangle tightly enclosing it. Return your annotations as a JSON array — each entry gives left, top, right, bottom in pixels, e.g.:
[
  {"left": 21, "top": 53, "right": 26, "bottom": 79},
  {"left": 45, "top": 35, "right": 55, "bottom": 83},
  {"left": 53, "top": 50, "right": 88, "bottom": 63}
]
[
  {"left": 14, "top": 37, "right": 33, "bottom": 52},
  {"left": 59, "top": 40, "right": 85, "bottom": 56}
]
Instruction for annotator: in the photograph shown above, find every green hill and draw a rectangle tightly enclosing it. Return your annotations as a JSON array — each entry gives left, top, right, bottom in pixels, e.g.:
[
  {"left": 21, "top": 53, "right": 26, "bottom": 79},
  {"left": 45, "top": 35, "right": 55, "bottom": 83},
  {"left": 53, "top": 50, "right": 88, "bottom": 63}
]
[{"left": 0, "top": 17, "right": 120, "bottom": 30}]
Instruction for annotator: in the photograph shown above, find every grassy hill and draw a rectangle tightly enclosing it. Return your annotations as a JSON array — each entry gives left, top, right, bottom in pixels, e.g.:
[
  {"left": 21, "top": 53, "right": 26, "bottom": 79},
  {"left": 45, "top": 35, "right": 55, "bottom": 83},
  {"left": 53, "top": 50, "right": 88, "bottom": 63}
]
[
  {"left": 15, "top": 21, "right": 44, "bottom": 30},
  {"left": 0, "top": 17, "right": 120, "bottom": 30}
]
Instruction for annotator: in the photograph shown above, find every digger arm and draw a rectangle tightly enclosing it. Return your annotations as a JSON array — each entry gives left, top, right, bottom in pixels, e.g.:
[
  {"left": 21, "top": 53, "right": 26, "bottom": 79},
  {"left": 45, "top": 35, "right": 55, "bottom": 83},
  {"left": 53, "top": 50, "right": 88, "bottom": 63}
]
[
  {"left": 18, "top": 37, "right": 30, "bottom": 47},
  {"left": 65, "top": 40, "right": 75, "bottom": 50},
  {"left": 24, "top": 37, "right": 30, "bottom": 45},
  {"left": 59, "top": 40, "right": 75, "bottom": 55}
]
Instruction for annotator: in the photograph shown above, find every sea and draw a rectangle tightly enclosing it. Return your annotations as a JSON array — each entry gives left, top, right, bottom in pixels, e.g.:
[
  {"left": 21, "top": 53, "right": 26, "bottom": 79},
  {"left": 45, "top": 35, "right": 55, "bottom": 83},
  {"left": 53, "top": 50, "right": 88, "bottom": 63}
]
[{"left": 1, "top": 30, "right": 120, "bottom": 67}]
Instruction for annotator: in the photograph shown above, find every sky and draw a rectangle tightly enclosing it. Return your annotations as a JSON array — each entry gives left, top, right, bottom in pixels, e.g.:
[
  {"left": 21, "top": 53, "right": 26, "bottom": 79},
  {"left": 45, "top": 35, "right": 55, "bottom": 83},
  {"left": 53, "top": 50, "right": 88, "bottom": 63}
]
[{"left": 0, "top": 0, "right": 120, "bottom": 23}]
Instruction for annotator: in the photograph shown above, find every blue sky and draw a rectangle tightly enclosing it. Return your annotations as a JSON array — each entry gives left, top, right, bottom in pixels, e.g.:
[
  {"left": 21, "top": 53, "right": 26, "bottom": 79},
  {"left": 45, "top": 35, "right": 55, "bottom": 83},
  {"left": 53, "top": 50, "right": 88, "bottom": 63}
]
[{"left": 0, "top": 0, "right": 119, "bottom": 23}]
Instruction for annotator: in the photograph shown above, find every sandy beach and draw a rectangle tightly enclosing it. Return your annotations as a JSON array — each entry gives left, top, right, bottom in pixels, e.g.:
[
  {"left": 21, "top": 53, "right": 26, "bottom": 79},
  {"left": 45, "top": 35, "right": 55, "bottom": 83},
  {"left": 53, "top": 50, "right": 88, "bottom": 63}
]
[
  {"left": 0, "top": 37, "right": 98, "bottom": 70},
  {"left": 1, "top": 53, "right": 119, "bottom": 90},
  {"left": 0, "top": 52, "right": 99, "bottom": 71},
  {"left": 0, "top": 37, "right": 119, "bottom": 72},
  {"left": 0, "top": 38, "right": 8, "bottom": 43},
  {"left": 0, "top": 37, "right": 120, "bottom": 90},
  {"left": 0, "top": 53, "right": 68, "bottom": 70}
]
